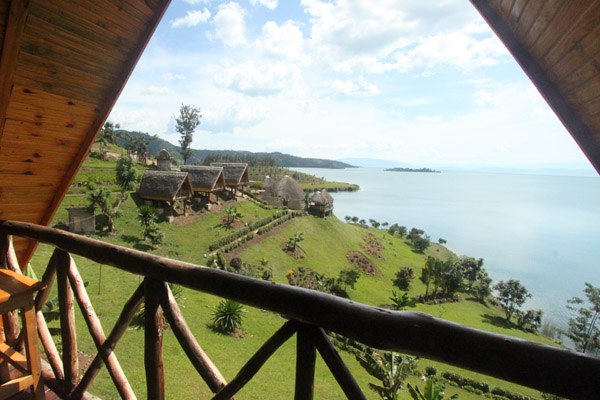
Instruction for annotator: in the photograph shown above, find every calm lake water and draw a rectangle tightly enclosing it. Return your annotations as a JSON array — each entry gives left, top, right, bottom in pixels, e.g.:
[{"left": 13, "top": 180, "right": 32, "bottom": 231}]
[{"left": 295, "top": 168, "right": 600, "bottom": 326}]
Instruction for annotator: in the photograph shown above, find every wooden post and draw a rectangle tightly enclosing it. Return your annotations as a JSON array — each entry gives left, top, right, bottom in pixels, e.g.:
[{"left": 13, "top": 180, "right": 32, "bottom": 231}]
[
  {"left": 73, "top": 284, "right": 144, "bottom": 399},
  {"left": 308, "top": 327, "right": 366, "bottom": 400},
  {"left": 212, "top": 320, "right": 299, "bottom": 400},
  {"left": 56, "top": 250, "right": 79, "bottom": 393},
  {"left": 22, "top": 304, "right": 44, "bottom": 399},
  {"left": 0, "top": 234, "right": 21, "bottom": 348},
  {"left": 157, "top": 282, "right": 228, "bottom": 394},
  {"left": 35, "top": 248, "right": 63, "bottom": 381},
  {"left": 295, "top": 325, "right": 316, "bottom": 400},
  {"left": 68, "top": 258, "right": 135, "bottom": 399},
  {"left": 144, "top": 278, "right": 165, "bottom": 400}
]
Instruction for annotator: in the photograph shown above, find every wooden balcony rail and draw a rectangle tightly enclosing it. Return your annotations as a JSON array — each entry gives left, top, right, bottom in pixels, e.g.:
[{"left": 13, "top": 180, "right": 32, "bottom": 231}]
[{"left": 0, "top": 220, "right": 599, "bottom": 399}]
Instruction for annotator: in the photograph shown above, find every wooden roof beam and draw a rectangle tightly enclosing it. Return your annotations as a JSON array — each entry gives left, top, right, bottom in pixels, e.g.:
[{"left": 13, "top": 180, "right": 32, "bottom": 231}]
[
  {"left": 470, "top": 0, "right": 600, "bottom": 175},
  {"left": 0, "top": 0, "right": 29, "bottom": 139}
]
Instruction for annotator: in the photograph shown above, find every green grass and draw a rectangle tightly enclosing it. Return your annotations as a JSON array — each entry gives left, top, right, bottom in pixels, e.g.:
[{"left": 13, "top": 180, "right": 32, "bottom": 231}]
[{"left": 28, "top": 156, "right": 557, "bottom": 399}]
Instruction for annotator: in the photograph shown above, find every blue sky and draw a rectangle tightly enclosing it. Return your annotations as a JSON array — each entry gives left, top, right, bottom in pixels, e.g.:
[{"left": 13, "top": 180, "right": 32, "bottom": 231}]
[{"left": 109, "top": 0, "right": 593, "bottom": 170}]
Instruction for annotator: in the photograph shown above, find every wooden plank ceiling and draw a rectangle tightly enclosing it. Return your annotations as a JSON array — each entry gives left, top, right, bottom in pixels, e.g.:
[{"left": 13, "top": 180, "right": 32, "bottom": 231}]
[
  {"left": 471, "top": 0, "right": 600, "bottom": 174},
  {"left": 0, "top": 0, "right": 171, "bottom": 265}
]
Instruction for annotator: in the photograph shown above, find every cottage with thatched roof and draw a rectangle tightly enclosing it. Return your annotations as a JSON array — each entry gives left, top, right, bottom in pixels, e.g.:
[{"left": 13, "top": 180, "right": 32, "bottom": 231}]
[
  {"left": 138, "top": 171, "right": 192, "bottom": 217},
  {"left": 156, "top": 149, "right": 172, "bottom": 171},
  {"left": 210, "top": 163, "right": 249, "bottom": 196},
  {"left": 309, "top": 190, "right": 334, "bottom": 216},
  {"left": 262, "top": 175, "right": 305, "bottom": 210},
  {"left": 180, "top": 165, "right": 225, "bottom": 202}
]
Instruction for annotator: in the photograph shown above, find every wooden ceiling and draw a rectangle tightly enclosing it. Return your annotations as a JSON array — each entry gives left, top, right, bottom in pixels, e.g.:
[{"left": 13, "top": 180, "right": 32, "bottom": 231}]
[
  {"left": 0, "top": 0, "right": 171, "bottom": 264},
  {"left": 1, "top": 0, "right": 599, "bottom": 265},
  {"left": 471, "top": 0, "right": 600, "bottom": 174}
]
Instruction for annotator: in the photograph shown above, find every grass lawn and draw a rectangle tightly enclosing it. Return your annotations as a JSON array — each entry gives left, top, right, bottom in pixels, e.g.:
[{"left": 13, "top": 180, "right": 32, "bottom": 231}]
[{"left": 26, "top": 156, "right": 557, "bottom": 399}]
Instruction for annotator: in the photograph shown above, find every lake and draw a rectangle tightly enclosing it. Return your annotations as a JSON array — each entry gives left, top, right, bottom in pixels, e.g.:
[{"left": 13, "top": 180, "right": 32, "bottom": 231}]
[{"left": 294, "top": 168, "right": 600, "bottom": 327}]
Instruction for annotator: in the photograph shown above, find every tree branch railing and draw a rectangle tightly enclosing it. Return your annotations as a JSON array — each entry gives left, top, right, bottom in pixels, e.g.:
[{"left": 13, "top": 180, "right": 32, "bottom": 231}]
[{"left": 0, "top": 220, "right": 599, "bottom": 399}]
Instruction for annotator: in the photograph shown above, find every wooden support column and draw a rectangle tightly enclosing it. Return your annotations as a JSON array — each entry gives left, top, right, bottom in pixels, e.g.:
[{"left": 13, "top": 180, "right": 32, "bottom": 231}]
[
  {"left": 157, "top": 282, "right": 228, "bottom": 394},
  {"left": 212, "top": 320, "right": 299, "bottom": 400},
  {"left": 295, "top": 325, "right": 316, "bottom": 400},
  {"left": 74, "top": 284, "right": 144, "bottom": 399},
  {"left": 308, "top": 327, "right": 366, "bottom": 400},
  {"left": 56, "top": 250, "right": 78, "bottom": 394},
  {"left": 35, "top": 249, "right": 63, "bottom": 381},
  {"left": 144, "top": 278, "right": 165, "bottom": 400},
  {"left": 0, "top": 234, "right": 20, "bottom": 348},
  {"left": 68, "top": 258, "right": 135, "bottom": 399}
]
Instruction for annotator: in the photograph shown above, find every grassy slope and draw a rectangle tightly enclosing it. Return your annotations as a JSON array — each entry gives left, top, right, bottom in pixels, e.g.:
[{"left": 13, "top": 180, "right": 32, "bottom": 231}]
[{"left": 30, "top": 156, "right": 556, "bottom": 399}]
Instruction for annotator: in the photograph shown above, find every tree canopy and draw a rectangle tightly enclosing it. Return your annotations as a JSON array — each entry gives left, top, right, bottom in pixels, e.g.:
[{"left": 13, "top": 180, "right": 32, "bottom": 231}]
[
  {"left": 566, "top": 283, "right": 600, "bottom": 354},
  {"left": 175, "top": 104, "right": 202, "bottom": 164},
  {"left": 494, "top": 279, "right": 531, "bottom": 321}
]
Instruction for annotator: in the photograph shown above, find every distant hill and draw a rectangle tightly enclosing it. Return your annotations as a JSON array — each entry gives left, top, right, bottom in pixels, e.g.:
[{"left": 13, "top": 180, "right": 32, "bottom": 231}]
[
  {"left": 118, "top": 130, "right": 355, "bottom": 169},
  {"left": 336, "top": 157, "right": 413, "bottom": 169}
]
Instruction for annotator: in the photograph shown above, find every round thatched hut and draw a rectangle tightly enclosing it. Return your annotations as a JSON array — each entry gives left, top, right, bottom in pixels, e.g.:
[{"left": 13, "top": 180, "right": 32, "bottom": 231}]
[
  {"left": 261, "top": 175, "right": 305, "bottom": 210},
  {"left": 309, "top": 190, "right": 334, "bottom": 216},
  {"left": 156, "top": 149, "right": 172, "bottom": 171}
]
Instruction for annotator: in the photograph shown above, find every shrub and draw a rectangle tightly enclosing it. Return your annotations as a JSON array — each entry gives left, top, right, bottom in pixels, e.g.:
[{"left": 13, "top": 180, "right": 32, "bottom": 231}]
[
  {"left": 393, "top": 267, "right": 415, "bottom": 291},
  {"left": 424, "top": 366, "right": 437, "bottom": 377},
  {"left": 211, "top": 299, "right": 245, "bottom": 335},
  {"left": 441, "top": 372, "right": 489, "bottom": 393}
]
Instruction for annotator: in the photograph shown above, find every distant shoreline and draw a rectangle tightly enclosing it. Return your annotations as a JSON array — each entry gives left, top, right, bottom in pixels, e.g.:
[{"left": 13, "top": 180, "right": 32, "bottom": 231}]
[{"left": 384, "top": 167, "right": 441, "bottom": 173}]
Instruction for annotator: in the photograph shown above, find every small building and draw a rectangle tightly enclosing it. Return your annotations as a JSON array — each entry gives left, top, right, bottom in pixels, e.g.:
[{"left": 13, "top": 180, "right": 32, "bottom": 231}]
[
  {"left": 180, "top": 165, "right": 225, "bottom": 203},
  {"left": 210, "top": 163, "right": 249, "bottom": 196},
  {"left": 67, "top": 207, "right": 96, "bottom": 234},
  {"left": 138, "top": 171, "right": 193, "bottom": 217},
  {"left": 309, "top": 190, "right": 334, "bottom": 216},
  {"left": 262, "top": 175, "right": 305, "bottom": 210},
  {"left": 156, "top": 149, "right": 172, "bottom": 171}
]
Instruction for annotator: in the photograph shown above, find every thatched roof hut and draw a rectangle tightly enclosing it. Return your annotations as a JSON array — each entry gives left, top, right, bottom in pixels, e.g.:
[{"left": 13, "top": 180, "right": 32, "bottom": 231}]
[
  {"left": 210, "top": 163, "right": 249, "bottom": 187},
  {"left": 309, "top": 190, "right": 334, "bottom": 216},
  {"left": 180, "top": 166, "right": 225, "bottom": 193},
  {"left": 138, "top": 171, "right": 192, "bottom": 202},
  {"left": 262, "top": 175, "right": 305, "bottom": 210}
]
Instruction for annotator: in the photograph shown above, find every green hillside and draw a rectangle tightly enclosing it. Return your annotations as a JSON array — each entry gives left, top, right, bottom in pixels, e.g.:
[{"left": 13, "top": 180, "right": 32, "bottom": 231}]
[{"left": 33, "top": 156, "right": 558, "bottom": 399}]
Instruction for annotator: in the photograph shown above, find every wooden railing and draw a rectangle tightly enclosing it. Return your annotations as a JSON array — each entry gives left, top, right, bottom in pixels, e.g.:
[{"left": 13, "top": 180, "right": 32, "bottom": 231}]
[{"left": 0, "top": 220, "right": 599, "bottom": 399}]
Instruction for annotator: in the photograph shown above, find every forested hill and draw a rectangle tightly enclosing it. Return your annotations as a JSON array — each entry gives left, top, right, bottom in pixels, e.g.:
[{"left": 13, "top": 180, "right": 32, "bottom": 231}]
[{"left": 118, "top": 130, "right": 355, "bottom": 169}]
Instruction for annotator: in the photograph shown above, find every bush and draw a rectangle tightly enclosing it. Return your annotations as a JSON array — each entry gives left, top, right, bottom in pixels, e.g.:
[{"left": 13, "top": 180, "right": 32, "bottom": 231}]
[
  {"left": 491, "top": 387, "right": 533, "bottom": 400},
  {"left": 441, "top": 372, "right": 489, "bottom": 393},
  {"left": 424, "top": 366, "right": 437, "bottom": 377},
  {"left": 211, "top": 299, "right": 245, "bottom": 335},
  {"left": 393, "top": 267, "right": 414, "bottom": 291}
]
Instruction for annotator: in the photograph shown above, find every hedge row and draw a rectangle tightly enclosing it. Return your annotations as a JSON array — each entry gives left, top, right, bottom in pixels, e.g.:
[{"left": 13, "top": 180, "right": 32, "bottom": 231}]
[
  {"left": 256, "top": 211, "right": 302, "bottom": 235},
  {"left": 243, "top": 191, "right": 275, "bottom": 210},
  {"left": 441, "top": 372, "right": 536, "bottom": 400},
  {"left": 220, "top": 233, "right": 255, "bottom": 254},
  {"left": 441, "top": 372, "right": 490, "bottom": 393},
  {"left": 208, "top": 210, "right": 300, "bottom": 252}
]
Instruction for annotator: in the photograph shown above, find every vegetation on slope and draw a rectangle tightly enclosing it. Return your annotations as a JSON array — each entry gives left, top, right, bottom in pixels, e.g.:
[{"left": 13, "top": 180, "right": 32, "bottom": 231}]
[{"left": 34, "top": 155, "right": 560, "bottom": 399}]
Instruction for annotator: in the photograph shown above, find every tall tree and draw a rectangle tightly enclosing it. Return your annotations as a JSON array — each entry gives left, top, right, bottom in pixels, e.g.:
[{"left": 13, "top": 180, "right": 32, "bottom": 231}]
[
  {"left": 115, "top": 156, "right": 138, "bottom": 192},
  {"left": 566, "top": 283, "right": 600, "bottom": 354},
  {"left": 175, "top": 104, "right": 201, "bottom": 164},
  {"left": 494, "top": 279, "right": 531, "bottom": 321},
  {"left": 96, "top": 121, "right": 120, "bottom": 151}
]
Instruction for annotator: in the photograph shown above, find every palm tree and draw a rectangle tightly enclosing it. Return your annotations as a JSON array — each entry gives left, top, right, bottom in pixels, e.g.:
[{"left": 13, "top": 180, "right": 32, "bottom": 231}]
[
  {"left": 355, "top": 349, "right": 417, "bottom": 400},
  {"left": 96, "top": 121, "right": 120, "bottom": 151},
  {"left": 407, "top": 379, "right": 458, "bottom": 400},
  {"left": 223, "top": 207, "right": 241, "bottom": 227},
  {"left": 288, "top": 232, "right": 304, "bottom": 252}
]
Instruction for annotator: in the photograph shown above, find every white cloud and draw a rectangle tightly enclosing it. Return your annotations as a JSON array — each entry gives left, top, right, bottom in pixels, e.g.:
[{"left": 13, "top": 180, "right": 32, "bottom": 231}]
[
  {"left": 258, "top": 20, "right": 305, "bottom": 61},
  {"left": 251, "top": 0, "right": 278, "bottom": 10},
  {"left": 208, "top": 2, "right": 247, "bottom": 46},
  {"left": 171, "top": 8, "right": 211, "bottom": 28},
  {"left": 213, "top": 61, "right": 302, "bottom": 96},
  {"left": 331, "top": 77, "right": 379, "bottom": 97},
  {"left": 300, "top": 0, "right": 508, "bottom": 74},
  {"left": 141, "top": 85, "right": 173, "bottom": 95},
  {"left": 162, "top": 72, "right": 186, "bottom": 81},
  {"left": 202, "top": 101, "right": 269, "bottom": 132}
]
